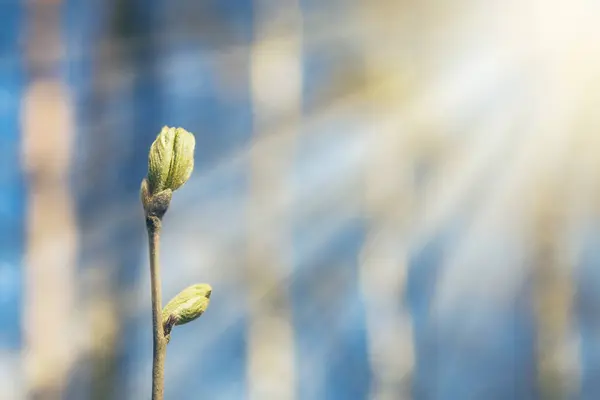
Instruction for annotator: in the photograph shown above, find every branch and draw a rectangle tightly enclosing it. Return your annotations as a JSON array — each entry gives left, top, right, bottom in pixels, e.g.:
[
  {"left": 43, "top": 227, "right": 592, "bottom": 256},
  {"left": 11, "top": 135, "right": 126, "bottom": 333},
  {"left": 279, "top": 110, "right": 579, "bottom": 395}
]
[{"left": 146, "top": 215, "right": 167, "bottom": 400}]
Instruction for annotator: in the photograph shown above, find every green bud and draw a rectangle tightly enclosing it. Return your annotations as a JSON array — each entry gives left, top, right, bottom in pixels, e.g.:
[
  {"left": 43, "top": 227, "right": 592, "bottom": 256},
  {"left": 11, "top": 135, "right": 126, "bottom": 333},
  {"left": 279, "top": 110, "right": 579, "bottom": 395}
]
[
  {"left": 162, "top": 284, "right": 212, "bottom": 340},
  {"left": 148, "top": 126, "right": 195, "bottom": 194}
]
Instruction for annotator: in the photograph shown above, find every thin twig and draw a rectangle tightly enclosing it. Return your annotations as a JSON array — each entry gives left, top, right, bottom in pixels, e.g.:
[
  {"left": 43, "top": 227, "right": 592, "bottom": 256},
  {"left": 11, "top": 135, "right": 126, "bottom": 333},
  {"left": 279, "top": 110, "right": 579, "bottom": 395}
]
[{"left": 147, "top": 215, "right": 167, "bottom": 400}]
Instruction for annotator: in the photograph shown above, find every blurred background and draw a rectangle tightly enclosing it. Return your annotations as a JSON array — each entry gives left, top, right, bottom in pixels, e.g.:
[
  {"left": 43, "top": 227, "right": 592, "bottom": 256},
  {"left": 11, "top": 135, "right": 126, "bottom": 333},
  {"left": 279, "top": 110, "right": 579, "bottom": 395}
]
[{"left": 2, "top": 0, "right": 600, "bottom": 399}]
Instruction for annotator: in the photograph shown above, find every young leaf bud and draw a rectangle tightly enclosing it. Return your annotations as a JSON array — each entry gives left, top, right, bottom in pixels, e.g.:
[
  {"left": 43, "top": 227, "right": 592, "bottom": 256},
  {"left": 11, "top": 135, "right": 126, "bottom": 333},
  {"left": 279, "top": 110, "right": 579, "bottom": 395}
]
[
  {"left": 162, "top": 284, "right": 212, "bottom": 339},
  {"left": 147, "top": 126, "right": 195, "bottom": 194}
]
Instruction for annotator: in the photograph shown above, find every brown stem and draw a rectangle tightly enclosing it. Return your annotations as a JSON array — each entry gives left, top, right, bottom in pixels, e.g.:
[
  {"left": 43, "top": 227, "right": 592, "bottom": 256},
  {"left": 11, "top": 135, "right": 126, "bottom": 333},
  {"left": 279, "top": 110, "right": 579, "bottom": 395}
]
[{"left": 147, "top": 216, "right": 167, "bottom": 400}]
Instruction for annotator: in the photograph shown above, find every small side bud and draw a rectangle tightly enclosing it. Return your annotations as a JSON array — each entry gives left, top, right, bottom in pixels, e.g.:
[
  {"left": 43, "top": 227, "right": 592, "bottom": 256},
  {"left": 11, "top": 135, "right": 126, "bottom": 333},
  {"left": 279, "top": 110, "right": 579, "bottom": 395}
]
[
  {"left": 162, "top": 284, "right": 212, "bottom": 341},
  {"left": 147, "top": 126, "right": 195, "bottom": 195}
]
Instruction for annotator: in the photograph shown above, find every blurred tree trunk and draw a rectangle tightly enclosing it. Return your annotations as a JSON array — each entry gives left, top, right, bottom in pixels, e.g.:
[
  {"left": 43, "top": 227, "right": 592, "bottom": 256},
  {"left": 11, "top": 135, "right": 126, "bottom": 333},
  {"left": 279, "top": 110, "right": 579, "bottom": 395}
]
[
  {"left": 570, "top": 113, "right": 600, "bottom": 398},
  {"left": 23, "top": 1, "right": 77, "bottom": 398},
  {"left": 358, "top": 2, "right": 419, "bottom": 398},
  {"left": 245, "top": 1, "right": 301, "bottom": 399},
  {"left": 530, "top": 156, "right": 578, "bottom": 399}
]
